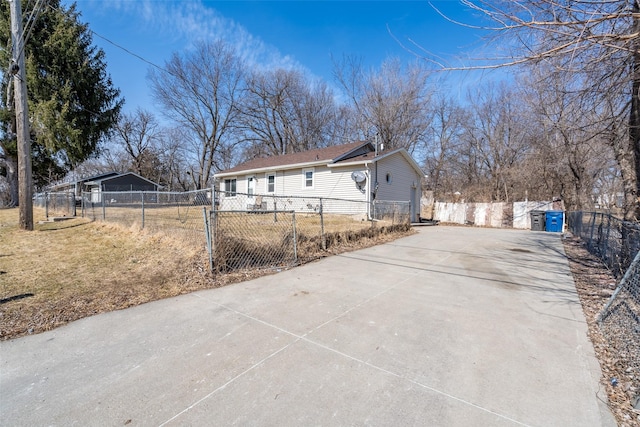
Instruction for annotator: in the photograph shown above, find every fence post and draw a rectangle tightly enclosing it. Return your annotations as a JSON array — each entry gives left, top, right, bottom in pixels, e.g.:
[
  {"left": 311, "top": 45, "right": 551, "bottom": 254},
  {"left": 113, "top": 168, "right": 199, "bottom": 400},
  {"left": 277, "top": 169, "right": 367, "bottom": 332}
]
[
  {"left": 604, "top": 214, "right": 612, "bottom": 265},
  {"left": 101, "top": 192, "right": 106, "bottom": 220},
  {"left": 597, "top": 213, "right": 605, "bottom": 257},
  {"left": 394, "top": 202, "right": 398, "bottom": 225},
  {"left": 372, "top": 200, "right": 377, "bottom": 224},
  {"left": 202, "top": 207, "right": 213, "bottom": 272},
  {"left": 292, "top": 211, "right": 298, "bottom": 264},
  {"left": 44, "top": 191, "right": 49, "bottom": 219},
  {"left": 273, "top": 200, "right": 278, "bottom": 223},
  {"left": 588, "top": 212, "right": 596, "bottom": 250},
  {"left": 320, "top": 198, "right": 326, "bottom": 250},
  {"left": 211, "top": 207, "right": 217, "bottom": 270},
  {"left": 141, "top": 192, "right": 145, "bottom": 229}
]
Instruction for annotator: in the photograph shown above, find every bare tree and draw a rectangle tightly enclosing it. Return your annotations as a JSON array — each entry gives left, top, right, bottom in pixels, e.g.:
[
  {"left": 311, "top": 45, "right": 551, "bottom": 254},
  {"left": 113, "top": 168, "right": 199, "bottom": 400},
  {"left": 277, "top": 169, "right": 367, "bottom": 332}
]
[
  {"left": 429, "top": 0, "right": 639, "bottom": 217},
  {"left": 112, "top": 109, "right": 161, "bottom": 178},
  {"left": 240, "top": 68, "right": 339, "bottom": 157},
  {"left": 148, "top": 40, "right": 244, "bottom": 189},
  {"left": 334, "top": 56, "right": 433, "bottom": 155},
  {"left": 424, "top": 95, "right": 469, "bottom": 199},
  {"left": 155, "top": 127, "right": 191, "bottom": 191},
  {"left": 459, "top": 82, "right": 530, "bottom": 202},
  {"left": 519, "top": 68, "right": 617, "bottom": 210}
]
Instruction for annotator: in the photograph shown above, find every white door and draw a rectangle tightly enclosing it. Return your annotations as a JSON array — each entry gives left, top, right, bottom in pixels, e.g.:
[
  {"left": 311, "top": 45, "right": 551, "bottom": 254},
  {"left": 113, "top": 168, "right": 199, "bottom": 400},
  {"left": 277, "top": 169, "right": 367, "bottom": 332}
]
[{"left": 247, "top": 177, "right": 255, "bottom": 207}]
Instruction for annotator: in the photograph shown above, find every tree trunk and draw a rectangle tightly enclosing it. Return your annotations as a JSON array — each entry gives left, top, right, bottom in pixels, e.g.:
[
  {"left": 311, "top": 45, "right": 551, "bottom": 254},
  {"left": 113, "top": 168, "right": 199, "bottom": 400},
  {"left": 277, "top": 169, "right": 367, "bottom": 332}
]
[
  {"left": 4, "top": 153, "right": 19, "bottom": 206},
  {"left": 629, "top": 6, "right": 640, "bottom": 221}
]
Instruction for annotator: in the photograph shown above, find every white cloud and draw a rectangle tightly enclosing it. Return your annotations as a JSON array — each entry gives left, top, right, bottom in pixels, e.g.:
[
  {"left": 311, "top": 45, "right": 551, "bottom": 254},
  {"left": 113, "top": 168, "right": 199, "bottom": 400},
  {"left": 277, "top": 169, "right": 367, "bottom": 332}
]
[{"left": 96, "top": 0, "right": 306, "bottom": 74}]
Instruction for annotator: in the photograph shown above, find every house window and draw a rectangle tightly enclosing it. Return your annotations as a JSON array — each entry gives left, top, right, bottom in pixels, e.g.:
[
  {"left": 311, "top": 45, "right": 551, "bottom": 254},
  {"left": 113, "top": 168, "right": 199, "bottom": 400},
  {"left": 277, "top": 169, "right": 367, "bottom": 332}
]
[
  {"left": 302, "top": 168, "right": 314, "bottom": 189},
  {"left": 224, "top": 178, "right": 236, "bottom": 197},
  {"left": 266, "top": 173, "right": 275, "bottom": 193},
  {"left": 386, "top": 172, "right": 392, "bottom": 184}
]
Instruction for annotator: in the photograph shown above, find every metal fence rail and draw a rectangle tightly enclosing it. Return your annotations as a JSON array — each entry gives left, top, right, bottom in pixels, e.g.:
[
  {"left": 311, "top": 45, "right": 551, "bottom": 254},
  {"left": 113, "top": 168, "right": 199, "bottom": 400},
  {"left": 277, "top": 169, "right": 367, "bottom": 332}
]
[
  {"left": 568, "top": 211, "right": 640, "bottom": 408},
  {"left": 218, "top": 191, "right": 411, "bottom": 225},
  {"left": 218, "top": 191, "right": 369, "bottom": 218},
  {"left": 33, "top": 192, "right": 76, "bottom": 218},
  {"left": 567, "top": 211, "right": 640, "bottom": 278},
  {"left": 82, "top": 189, "right": 212, "bottom": 247},
  {"left": 81, "top": 189, "right": 412, "bottom": 271}
]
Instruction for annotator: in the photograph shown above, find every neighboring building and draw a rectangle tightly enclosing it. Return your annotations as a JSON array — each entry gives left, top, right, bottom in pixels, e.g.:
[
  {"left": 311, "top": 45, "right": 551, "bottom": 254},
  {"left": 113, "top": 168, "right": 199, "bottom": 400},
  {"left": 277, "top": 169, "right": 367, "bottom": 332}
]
[
  {"left": 214, "top": 141, "right": 426, "bottom": 221},
  {"left": 49, "top": 172, "right": 161, "bottom": 202}
]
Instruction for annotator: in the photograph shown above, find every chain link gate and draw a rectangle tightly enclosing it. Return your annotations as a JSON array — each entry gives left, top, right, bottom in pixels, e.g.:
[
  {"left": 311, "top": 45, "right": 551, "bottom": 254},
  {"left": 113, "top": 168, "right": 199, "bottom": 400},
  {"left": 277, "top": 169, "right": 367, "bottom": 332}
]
[{"left": 205, "top": 209, "right": 298, "bottom": 273}]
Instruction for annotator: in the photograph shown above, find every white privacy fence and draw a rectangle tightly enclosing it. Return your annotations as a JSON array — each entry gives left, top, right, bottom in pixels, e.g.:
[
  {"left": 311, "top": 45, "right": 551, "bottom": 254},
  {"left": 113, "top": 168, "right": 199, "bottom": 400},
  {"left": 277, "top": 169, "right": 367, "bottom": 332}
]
[{"left": 432, "top": 201, "right": 565, "bottom": 229}]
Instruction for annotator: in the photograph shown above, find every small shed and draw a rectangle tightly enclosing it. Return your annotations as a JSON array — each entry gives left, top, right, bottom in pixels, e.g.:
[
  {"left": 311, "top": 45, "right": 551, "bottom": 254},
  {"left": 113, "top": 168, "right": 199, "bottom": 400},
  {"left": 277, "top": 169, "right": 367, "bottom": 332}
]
[
  {"left": 84, "top": 172, "right": 160, "bottom": 192},
  {"left": 47, "top": 171, "right": 162, "bottom": 206}
]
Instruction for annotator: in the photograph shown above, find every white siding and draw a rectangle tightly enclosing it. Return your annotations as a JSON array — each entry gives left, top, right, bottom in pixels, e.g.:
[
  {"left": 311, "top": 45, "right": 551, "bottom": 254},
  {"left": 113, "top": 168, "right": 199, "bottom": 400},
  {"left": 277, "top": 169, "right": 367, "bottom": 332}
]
[
  {"left": 216, "top": 151, "right": 422, "bottom": 218},
  {"left": 374, "top": 154, "right": 421, "bottom": 202},
  {"left": 374, "top": 153, "right": 422, "bottom": 220},
  {"left": 277, "top": 165, "right": 368, "bottom": 201}
]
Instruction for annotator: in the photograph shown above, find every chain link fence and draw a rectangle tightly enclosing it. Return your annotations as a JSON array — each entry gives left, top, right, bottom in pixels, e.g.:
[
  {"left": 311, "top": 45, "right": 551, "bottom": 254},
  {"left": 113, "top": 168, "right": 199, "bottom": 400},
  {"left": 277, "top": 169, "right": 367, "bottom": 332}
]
[
  {"left": 372, "top": 200, "right": 411, "bottom": 224},
  {"left": 33, "top": 192, "right": 77, "bottom": 218},
  {"left": 567, "top": 211, "right": 640, "bottom": 408},
  {"left": 567, "top": 211, "right": 640, "bottom": 277},
  {"left": 211, "top": 210, "right": 298, "bottom": 273},
  {"left": 597, "top": 250, "right": 640, "bottom": 407},
  {"left": 210, "top": 191, "right": 411, "bottom": 272},
  {"left": 80, "top": 189, "right": 412, "bottom": 271},
  {"left": 217, "top": 191, "right": 410, "bottom": 225},
  {"left": 82, "top": 189, "right": 212, "bottom": 247}
]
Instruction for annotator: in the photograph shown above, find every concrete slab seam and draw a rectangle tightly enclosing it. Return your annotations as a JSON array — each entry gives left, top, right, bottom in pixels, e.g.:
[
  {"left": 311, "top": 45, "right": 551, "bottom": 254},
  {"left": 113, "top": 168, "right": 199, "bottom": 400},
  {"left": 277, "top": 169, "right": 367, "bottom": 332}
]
[
  {"left": 158, "top": 239, "right": 532, "bottom": 426},
  {"left": 297, "top": 334, "right": 533, "bottom": 427},
  {"left": 157, "top": 264, "right": 426, "bottom": 425},
  {"left": 161, "top": 289, "right": 532, "bottom": 427},
  {"left": 157, "top": 338, "right": 300, "bottom": 427}
]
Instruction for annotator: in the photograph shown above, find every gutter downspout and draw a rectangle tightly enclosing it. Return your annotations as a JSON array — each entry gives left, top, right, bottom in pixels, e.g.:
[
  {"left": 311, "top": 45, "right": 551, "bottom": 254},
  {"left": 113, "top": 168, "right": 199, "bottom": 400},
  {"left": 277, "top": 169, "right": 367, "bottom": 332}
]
[{"left": 365, "top": 163, "right": 372, "bottom": 220}]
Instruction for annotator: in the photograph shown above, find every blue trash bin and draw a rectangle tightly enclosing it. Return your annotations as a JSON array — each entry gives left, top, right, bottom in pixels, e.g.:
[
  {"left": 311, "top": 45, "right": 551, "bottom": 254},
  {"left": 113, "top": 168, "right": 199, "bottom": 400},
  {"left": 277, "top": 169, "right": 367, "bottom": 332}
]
[{"left": 545, "top": 211, "right": 564, "bottom": 232}]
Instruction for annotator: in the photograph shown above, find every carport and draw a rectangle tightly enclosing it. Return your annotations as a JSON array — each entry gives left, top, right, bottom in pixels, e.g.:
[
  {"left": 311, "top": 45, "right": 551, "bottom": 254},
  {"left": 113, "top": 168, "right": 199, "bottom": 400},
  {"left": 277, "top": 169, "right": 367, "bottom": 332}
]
[{"left": 0, "top": 227, "right": 614, "bottom": 426}]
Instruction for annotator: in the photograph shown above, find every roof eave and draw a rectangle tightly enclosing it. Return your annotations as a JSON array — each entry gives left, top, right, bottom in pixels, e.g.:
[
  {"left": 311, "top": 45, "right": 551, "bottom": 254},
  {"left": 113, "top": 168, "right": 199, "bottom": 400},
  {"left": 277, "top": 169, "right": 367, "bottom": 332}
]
[
  {"left": 215, "top": 159, "right": 330, "bottom": 178},
  {"left": 327, "top": 159, "right": 374, "bottom": 168}
]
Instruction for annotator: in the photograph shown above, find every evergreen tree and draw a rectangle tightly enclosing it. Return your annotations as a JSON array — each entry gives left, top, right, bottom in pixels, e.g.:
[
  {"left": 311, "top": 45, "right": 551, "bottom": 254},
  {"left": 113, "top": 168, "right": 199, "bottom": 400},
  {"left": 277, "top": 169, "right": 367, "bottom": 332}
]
[{"left": 0, "top": 0, "right": 122, "bottom": 202}]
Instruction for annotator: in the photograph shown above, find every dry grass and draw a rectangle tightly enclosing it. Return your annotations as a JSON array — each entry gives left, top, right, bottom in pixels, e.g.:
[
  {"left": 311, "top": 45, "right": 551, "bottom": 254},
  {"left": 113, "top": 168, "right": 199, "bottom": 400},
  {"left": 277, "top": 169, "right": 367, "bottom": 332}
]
[
  {"left": 0, "top": 208, "right": 413, "bottom": 340},
  {"left": 0, "top": 208, "right": 211, "bottom": 340}
]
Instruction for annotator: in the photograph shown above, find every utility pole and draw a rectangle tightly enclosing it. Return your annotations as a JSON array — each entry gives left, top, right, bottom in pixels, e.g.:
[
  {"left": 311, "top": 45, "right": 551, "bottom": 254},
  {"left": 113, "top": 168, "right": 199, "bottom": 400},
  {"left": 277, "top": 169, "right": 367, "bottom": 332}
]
[{"left": 9, "top": 0, "right": 33, "bottom": 230}]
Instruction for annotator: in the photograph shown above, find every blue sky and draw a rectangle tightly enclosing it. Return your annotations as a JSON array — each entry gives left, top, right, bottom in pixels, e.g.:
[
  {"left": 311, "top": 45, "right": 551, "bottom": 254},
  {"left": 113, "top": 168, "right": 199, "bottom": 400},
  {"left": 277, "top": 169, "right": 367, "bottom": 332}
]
[{"left": 71, "top": 1, "right": 492, "bottom": 115}]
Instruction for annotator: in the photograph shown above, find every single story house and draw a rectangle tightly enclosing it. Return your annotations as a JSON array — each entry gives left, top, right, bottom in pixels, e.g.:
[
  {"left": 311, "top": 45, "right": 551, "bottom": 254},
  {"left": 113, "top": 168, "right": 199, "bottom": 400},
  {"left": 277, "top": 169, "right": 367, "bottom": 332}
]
[{"left": 214, "top": 141, "right": 426, "bottom": 221}]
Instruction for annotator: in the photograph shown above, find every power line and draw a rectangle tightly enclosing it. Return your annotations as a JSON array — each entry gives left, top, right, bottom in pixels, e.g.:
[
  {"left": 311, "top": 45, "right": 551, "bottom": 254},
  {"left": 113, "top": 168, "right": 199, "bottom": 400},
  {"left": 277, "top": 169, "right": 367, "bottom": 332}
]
[
  {"left": 17, "top": 0, "right": 46, "bottom": 61},
  {"left": 90, "top": 30, "right": 168, "bottom": 76},
  {"left": 43, "top": 2, "right": 174, "bottom": 78}
]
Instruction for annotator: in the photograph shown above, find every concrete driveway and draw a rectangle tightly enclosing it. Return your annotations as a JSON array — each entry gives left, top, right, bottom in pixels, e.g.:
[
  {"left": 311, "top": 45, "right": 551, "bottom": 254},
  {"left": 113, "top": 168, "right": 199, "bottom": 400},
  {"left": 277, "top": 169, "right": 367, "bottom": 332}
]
[{"left": 1, "top": 226, "right": 614, "bottom": 426}]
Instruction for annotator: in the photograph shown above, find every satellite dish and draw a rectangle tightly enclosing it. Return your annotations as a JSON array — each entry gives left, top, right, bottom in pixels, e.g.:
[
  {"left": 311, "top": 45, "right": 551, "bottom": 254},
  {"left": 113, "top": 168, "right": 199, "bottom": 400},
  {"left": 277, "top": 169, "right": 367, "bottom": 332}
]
[{"left": 351, "top": 171, "right": 366, "bottom": 183}]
